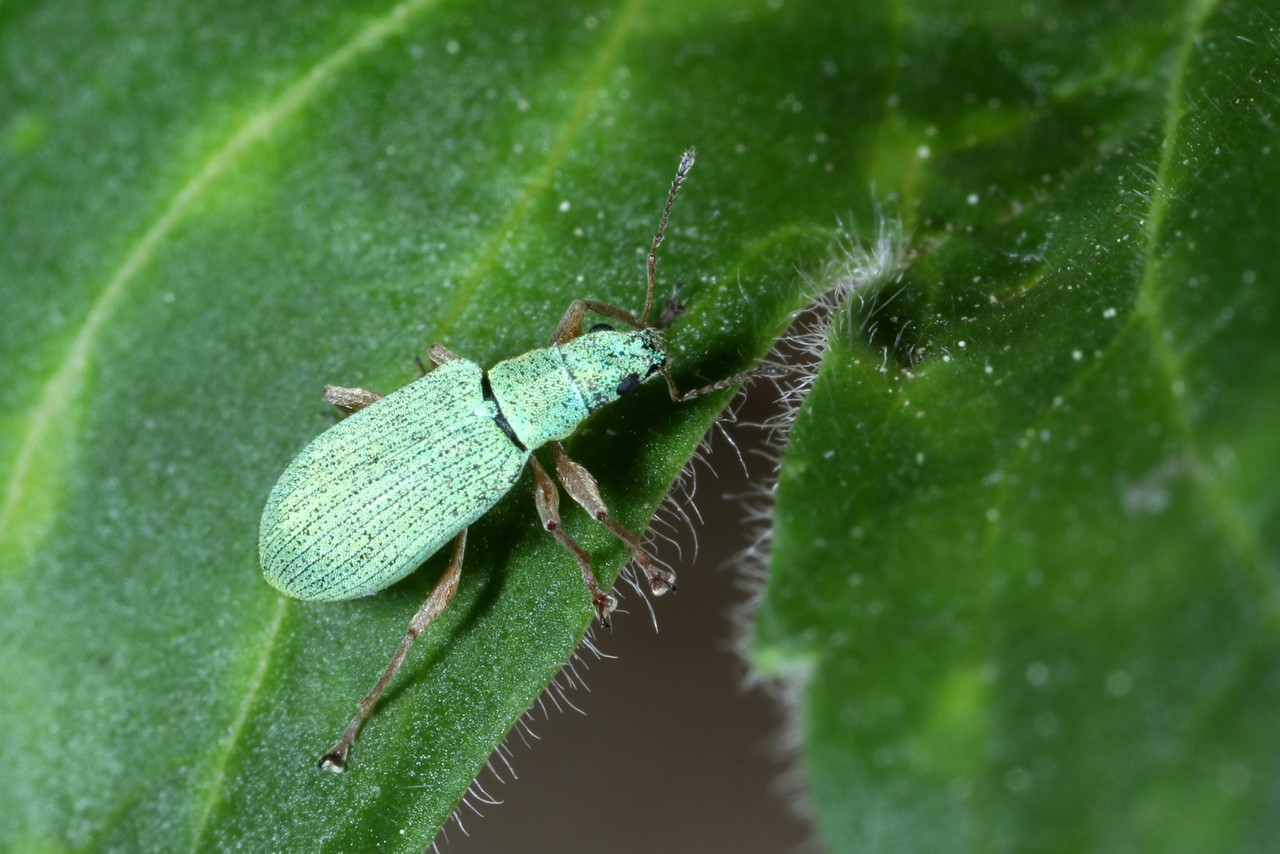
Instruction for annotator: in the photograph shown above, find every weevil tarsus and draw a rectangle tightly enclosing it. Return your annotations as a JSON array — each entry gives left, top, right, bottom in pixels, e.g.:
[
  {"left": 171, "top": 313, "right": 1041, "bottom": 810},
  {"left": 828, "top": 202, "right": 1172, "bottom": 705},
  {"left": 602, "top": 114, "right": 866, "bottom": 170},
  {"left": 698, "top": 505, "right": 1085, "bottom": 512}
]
[
  {"left": 320, "top": 529, "right": 469, "bottom": 773},
  {"left": 656, "top": 282, "right": 687, "bottom": 328}
]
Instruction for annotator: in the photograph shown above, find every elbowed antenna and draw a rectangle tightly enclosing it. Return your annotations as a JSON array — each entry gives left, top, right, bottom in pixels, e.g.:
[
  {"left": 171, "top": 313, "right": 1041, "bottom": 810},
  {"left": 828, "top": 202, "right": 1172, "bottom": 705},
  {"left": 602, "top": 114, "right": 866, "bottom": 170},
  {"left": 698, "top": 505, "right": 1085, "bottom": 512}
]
[{"left": 642, "top": 147, "right": 697, "bottom": 326}]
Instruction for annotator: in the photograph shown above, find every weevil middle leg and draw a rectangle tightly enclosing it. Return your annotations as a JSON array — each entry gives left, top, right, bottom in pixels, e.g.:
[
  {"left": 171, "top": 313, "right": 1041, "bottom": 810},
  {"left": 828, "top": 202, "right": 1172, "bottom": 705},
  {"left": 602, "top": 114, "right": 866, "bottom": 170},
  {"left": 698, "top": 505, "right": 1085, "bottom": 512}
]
[
  {"left": 529, "top": 456, "right": 618, "bottom": 625},
  {"left": 319, "top": 529, "right": 468, "bottom": 772},
  {"left": 540, "top": 147, "right": 765, "bottom": 605},
  {"left": 550, "top": 442, "right": 676, "bottom": 596},
  {"left": 426, "top": 343, "right": 462, "bottom": 365},
  {"left": 323, "top": 386, "right": 382, "bottom": 415},
  {"left": 328, "top": 344, "right": 461, "bottom": 415}
]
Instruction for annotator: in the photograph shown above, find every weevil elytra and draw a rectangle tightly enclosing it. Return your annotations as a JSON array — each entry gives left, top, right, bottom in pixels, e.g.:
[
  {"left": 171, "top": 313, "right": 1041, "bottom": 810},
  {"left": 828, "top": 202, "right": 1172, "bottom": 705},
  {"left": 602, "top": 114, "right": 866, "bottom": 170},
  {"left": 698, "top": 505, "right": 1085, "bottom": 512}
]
[{"left": 259, "top": 149, "right": 756, "bottom": 772}]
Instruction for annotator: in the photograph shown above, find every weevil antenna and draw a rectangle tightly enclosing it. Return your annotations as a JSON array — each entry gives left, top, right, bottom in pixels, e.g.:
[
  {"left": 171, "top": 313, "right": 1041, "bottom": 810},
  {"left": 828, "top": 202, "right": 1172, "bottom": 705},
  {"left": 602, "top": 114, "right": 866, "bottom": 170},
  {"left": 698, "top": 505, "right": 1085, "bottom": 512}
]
[{"left": 642, "top": 147, "right": 696, "bottom": 326}]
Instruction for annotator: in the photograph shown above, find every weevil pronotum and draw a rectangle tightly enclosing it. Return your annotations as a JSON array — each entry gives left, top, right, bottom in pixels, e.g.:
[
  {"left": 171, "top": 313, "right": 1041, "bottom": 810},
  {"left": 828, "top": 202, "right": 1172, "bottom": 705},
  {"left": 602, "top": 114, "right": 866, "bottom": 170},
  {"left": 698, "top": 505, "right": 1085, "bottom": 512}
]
[{"left": 259, "top": 148, "right": 759, "bottom": 771}]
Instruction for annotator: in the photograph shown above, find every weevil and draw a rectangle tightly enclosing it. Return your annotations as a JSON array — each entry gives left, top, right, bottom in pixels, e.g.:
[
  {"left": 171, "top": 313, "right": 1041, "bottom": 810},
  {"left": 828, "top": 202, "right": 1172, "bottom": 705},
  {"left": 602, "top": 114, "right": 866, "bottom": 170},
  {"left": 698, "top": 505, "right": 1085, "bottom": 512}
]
[{"left": 259, "top": 149, "right": 757, "bottom": 772}]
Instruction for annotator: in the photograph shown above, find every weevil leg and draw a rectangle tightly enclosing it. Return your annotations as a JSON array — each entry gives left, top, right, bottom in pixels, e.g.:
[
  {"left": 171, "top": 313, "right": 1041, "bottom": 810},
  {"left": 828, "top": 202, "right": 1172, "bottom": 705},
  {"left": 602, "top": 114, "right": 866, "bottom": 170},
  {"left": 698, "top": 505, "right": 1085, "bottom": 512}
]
[
  {"left": 550, "top": 299, "right": 644, "bottom": 345},
  {"left": 415, "top": 344, "right": 460, "bottom": 377},
  {"left": 427, "top": 343, "right": 461, "bottom": 366},
  {"left": 323, "top": 385, "right": 383, "bottom": 415},
  {"left": 550, "top": 442, "right": 676, "bottom": 596},
  {"left": 655, "top": 282, "right": 687, "bottom": 329},
  {"left": 550, "top": 149, "right": 696, "bottom": 343},
  {"left": 529, "top": 455, "right": 618, "bottom": 625},
  {"left": 318, "top": 529, "right": 467, "bottom": 773},
  {"left": 325, "top": 344, "right": 464, "bottom": 416}
]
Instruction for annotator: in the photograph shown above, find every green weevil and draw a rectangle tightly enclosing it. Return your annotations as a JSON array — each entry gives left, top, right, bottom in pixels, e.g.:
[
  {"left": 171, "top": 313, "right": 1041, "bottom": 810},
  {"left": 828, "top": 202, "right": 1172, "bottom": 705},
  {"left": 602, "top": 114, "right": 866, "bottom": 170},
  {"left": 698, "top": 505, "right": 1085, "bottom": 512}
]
[{"left": 259, "top": 149, "right": 755, "bottom": 772}]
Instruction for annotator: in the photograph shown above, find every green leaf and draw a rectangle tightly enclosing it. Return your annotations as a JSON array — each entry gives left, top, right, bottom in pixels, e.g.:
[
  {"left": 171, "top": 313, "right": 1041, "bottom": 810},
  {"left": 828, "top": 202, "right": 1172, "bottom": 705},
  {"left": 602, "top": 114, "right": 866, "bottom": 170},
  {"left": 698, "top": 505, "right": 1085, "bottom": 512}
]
[
  {"left": 7, "top": 0, "right": 1274, "bottom": 849},
  {"left": 1, "top": 0, "right": 829, "bottom": 849},
  {"left": 753, "top": 1, "right": 1280, "bottom": 851}
]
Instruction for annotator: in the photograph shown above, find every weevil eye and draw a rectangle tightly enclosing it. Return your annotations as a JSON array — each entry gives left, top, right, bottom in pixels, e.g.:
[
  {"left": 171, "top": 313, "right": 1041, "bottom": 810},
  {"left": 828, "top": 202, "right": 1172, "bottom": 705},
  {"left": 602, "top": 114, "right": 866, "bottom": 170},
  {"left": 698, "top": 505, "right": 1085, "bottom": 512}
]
[
  {"left": 616, "top": 373, "right": 641, "bottom": 396},
  {"left": 588, "top": 322, "right": 615, "bottom": 333}
]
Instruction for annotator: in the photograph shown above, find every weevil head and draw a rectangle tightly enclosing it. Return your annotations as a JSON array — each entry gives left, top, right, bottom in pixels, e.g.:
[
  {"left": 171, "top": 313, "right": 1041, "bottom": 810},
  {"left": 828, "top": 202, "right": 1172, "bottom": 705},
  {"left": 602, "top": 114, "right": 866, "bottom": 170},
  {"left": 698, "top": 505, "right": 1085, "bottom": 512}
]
[{"left": 560, "top": 325, "right": 667, "bottom": 412}]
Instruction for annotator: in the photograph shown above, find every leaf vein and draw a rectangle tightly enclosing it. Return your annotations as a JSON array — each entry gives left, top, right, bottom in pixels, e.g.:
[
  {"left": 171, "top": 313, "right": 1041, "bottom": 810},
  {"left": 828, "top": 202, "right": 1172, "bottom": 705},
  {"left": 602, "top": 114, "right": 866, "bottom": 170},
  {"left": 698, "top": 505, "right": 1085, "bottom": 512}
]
[
  {"left": 0, "top": 0, "right": 447, "bottom": 551},
  {"left": 192, "top": 596, "right": 289, "bottom": 849},
  {"left": 431, "top": 0, "right": 651, "bottom": 340},
  {"left": 1131, "top": 0, "right": 1275, "bottom": 603}
]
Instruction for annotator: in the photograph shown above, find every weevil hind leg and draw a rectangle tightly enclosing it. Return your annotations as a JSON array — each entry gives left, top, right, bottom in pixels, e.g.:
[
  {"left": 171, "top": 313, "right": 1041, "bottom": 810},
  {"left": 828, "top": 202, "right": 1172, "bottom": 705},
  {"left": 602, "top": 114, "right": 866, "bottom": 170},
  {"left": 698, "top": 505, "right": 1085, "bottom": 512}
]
[
  {"left": 529, "top": 456, "right": 618, "bottom": 626},
  {"left": 318, "top": 529, "right": 467, "bottom": 773},
  {"left": 550, "top": 442, "right": 676, "bottom": 597}
]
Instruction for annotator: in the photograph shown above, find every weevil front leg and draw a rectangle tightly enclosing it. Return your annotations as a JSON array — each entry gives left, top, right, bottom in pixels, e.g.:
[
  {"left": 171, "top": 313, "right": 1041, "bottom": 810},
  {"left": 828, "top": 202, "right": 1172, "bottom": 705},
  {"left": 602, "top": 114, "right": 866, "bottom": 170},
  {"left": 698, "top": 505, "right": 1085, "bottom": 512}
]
[
  {"left": 318, "top": 529, "right": 467, "bottom": 773},
  {"left": 551, "top": 149, "right": 696, "bottom": 343},
  {"left": 550, "top": 442, "right": 677, "bottom": 596},
  {"left": 529, "top": 456, "right": 618, "bottom": 626},
  {"left": 550, "top": 299, "right": 644, "bottom": 345}
]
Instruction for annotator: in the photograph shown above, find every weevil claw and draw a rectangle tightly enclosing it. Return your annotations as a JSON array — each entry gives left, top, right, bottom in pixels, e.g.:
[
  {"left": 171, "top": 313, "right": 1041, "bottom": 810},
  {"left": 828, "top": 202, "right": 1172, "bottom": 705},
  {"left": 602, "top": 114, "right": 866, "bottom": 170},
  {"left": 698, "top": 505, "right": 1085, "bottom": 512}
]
[
  {"left": 318, "top": 748, "right": 348, "bottom": 773},
  {"left": 648, "top": 569, "right": 677, "bottom": 596},
  {"left": 593, "top": 592, "right": 617, "bottom": 626}
]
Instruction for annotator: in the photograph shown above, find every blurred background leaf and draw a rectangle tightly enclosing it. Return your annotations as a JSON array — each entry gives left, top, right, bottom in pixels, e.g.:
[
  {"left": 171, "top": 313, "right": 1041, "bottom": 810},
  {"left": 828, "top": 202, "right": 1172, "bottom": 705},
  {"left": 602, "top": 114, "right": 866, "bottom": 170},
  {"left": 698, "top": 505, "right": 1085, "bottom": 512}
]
[
  {"left": 751, "top": 1, "right": 1280, "bottom": 852},
  {"left": 2, "top": 0, "right": 1275, "bottom": 851}
]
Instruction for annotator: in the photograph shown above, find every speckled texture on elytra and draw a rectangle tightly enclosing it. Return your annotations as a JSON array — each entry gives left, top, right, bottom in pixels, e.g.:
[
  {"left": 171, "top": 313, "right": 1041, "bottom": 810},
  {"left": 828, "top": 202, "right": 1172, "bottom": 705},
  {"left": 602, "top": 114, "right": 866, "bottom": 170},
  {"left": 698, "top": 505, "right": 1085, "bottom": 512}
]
[
  {"left": 259, "top": 327, "right": 667, "bottom": 602},
  {"left": 260, "top": 358, "right": 526, "bottom": 601}
]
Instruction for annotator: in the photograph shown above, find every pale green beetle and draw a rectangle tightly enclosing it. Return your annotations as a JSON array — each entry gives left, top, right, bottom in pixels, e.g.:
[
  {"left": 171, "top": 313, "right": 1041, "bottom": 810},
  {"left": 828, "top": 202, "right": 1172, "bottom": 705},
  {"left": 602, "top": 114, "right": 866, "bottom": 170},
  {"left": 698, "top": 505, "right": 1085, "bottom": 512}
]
[{"left": 259, "top": 149, "right": 754, "bottom": 771}]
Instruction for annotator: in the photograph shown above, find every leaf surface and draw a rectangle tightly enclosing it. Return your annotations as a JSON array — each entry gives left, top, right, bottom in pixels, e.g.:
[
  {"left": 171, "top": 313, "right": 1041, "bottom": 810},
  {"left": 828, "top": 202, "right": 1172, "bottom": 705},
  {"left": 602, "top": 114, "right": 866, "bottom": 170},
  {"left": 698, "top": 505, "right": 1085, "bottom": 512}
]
[
  {"left": 753, "top": 1, "right": 1280, "bottom": 850},
  {"left": 1, "top": 0, "right": 837, "bottom": 848}
]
